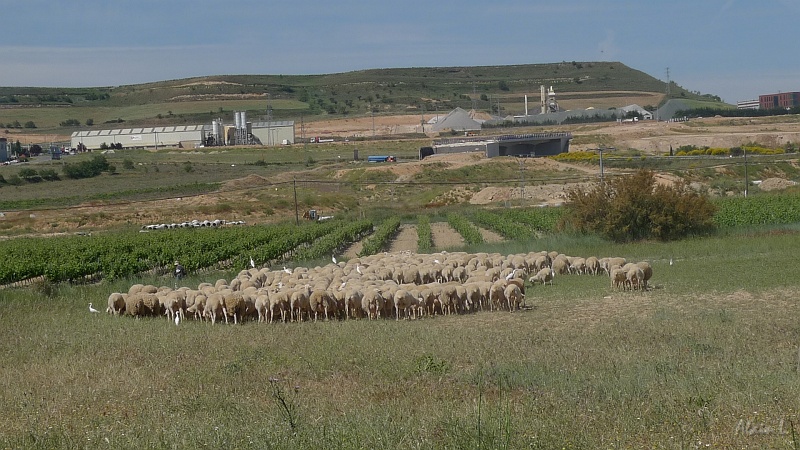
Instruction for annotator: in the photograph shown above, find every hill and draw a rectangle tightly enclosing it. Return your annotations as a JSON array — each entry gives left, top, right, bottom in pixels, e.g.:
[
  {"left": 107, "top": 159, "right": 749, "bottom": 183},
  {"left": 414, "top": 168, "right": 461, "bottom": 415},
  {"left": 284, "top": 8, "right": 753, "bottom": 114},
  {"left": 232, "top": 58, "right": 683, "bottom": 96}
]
[{"left": 0, "top": 61, "right": 727, "bottom": 135}]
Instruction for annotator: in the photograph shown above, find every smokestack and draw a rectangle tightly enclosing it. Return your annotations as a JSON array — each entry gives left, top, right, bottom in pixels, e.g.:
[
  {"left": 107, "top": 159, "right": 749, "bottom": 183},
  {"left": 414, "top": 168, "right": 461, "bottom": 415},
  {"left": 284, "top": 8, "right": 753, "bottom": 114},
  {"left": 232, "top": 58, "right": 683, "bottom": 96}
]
[
  {"left": 525, "top": 95, "right": 528, "bottom": 116},
  {"left": 541, "top": 85, "right": 546, "bottom": 114}
]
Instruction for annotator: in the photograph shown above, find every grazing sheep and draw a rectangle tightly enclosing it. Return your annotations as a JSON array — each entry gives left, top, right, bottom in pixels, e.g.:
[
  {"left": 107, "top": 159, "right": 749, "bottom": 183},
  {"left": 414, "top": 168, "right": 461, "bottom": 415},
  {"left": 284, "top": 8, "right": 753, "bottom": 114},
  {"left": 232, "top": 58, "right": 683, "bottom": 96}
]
[
  {"left": 222, "top": 292, "right": 247, "bottom": 324},
  {"left": 204, "top": 293, "right": 225, "bottom": 324},
  {"left": 585, "top": 256, "right": 600, "bottom": 275},
  {"left": 488, "top": 281, "right": 506, "bottom": 311},
  {"left": 254, "top": 293, "right": 271, "bottom": 323},
  {"left": 529, "top": 268, "right": 554, "bottom": 286},
  {"left": 610, "top": 268, "right": 627, "bottom": 290},
  {"left": 393, "top": 289, "right": 419, "bottom": 320},
  {"left": 124, "top": 294, "right": 146, "bottom": 317},
  {"left": 289, "top": 285, "right": 312, "bottom": 322},
  {"left": 186, "top": 294, "right": 206, "bottom": 320},
  {"left": 503, "top": 284, "right": 523, "bottom": 312},
  {"left": 635, "top": 261, "right": 653, "bottom": 290},
  {"left": 127, "top": 284, "right": 145, "bottom": 296},
  {"left": 343, "top": 288, "right": 364, "bottom": 320},
  {"left": 626, "top": 266, "right": 645, "bottom": 291},
  {"left": 106, "top": 292, "right": 126, "bottom": 315},
  {"left": 308, "top": 289, "right": 334, "bottom": 322},
  {"left": 361, "top": 289, "right": 384, "bottom": 320},
  {"left": 552, "top": 255, "right": 571, "bottom": 275},
  {"left": 268, "top": 290, "right": 290, "bottom": 323}
]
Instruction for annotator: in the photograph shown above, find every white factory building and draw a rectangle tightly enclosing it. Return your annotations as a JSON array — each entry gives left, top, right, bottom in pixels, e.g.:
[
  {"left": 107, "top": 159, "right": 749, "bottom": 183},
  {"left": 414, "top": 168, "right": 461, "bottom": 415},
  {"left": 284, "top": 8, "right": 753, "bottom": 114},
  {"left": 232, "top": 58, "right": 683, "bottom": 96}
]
[{"left": 70, "top": 114, "right": 295, "bottom": 150}]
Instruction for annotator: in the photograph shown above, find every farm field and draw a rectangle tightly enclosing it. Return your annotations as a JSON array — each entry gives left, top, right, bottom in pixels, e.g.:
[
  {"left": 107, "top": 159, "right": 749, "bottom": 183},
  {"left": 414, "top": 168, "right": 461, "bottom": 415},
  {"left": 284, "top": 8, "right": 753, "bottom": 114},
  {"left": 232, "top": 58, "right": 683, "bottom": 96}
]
[
  {"left": 1, "top": 227, "right": 799, "bottom": 448},
  {"left": 2, "top": 88, "right": 800, "bottom": 448}
]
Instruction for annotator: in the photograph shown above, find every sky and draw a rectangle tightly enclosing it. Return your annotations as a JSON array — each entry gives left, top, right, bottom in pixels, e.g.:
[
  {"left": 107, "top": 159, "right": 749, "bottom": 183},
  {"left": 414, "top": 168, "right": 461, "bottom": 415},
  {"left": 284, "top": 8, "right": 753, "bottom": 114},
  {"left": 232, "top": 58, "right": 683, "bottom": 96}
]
[{"left": 1, "top": 0, "right": 798, "bottom": 104}]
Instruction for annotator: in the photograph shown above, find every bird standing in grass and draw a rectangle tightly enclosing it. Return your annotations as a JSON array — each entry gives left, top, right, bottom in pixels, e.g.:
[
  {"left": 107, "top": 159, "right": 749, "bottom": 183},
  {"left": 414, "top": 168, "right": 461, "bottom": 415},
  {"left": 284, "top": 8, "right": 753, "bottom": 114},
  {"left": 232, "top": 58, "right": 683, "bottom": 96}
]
[
  {"left": 332, "top": 255, "right": 337, "bottom": 265},
  {"left": 174, "top": 313, "right": 180, "bottom": 326},
  {"left": 250, "top": 256, "right": 256, "bottom": 268},
  {"left": 89, "top": 303, "right": 99, "bottom": 313}
]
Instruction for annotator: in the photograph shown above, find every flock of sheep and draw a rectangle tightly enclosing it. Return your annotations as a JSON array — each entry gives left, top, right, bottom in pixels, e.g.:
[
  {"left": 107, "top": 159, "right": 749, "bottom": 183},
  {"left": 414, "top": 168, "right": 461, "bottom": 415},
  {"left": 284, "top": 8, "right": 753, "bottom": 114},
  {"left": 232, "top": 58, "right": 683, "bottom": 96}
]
[
  {"left": 140, "top": 219, "right": 246, "bottom": 231},
  {"left": 105, "top": 250, "right": 653, "bottom": 324}
]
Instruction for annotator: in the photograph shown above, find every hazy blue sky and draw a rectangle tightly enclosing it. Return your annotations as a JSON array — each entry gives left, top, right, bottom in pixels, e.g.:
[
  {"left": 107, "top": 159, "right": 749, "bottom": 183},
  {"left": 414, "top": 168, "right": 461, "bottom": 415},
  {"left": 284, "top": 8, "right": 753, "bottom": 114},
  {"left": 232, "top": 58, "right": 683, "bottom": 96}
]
[{"left": 1, "top": 0, "right": 798, "bottom": 104}]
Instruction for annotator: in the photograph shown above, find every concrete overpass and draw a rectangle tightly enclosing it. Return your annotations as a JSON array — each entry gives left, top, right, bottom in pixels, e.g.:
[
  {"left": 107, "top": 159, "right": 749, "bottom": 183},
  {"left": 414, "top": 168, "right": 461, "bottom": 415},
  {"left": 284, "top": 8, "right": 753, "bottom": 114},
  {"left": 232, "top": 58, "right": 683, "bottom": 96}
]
[{"left": 422, "top": 132, "right": 572, "bottom": 159}]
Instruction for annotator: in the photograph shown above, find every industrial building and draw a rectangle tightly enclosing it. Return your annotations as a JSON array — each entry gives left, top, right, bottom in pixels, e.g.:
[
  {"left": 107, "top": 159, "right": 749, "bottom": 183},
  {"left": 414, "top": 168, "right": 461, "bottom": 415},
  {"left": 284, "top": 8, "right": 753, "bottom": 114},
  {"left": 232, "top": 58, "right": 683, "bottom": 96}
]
[
  {"left": 737, "top": 99, "right": 760, "bottom": 110},
  {"left": 759, "top": 92, "right": 800, "bottom": 110},
  {"left": 423, "top": 132, "right": 572, "bottom": 159},
  {"left": 70, "top": 113, "right": 295, "bottom": 150},
  {"left": 0, "top": 138, "right": 8, "bottom": 162}
]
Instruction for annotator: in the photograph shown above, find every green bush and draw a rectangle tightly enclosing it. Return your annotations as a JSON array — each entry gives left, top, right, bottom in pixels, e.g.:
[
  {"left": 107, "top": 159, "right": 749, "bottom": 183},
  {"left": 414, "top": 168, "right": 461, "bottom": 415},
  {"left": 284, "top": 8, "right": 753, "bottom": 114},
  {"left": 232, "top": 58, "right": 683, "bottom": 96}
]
[
  {"left": 39, "top": 169, "right": 60, "bottom": 181},
  {"left": 62, "top": 155, "right": 111, "bottom": 179},
  {"left": 18, "top": 168, "right": 41, "bottom": 182},
  {"left": 562, "top": 170, "right": 716, "bottom": 242}
]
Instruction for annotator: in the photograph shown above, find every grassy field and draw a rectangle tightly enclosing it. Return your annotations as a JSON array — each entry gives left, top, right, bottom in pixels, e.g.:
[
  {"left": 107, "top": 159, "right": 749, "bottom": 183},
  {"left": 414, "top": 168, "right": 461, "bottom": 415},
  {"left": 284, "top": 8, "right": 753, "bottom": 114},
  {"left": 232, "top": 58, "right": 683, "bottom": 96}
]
[{"left": 1, "top": 226, "right": 799, "bottom": 449}]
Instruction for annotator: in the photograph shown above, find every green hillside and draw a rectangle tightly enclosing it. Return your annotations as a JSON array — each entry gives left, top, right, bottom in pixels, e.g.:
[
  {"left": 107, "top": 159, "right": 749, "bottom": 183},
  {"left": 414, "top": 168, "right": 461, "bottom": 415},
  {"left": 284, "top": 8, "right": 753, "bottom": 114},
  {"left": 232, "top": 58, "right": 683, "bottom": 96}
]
[{"left": 0, "top": 61, "right": 724, "bottom": 132}]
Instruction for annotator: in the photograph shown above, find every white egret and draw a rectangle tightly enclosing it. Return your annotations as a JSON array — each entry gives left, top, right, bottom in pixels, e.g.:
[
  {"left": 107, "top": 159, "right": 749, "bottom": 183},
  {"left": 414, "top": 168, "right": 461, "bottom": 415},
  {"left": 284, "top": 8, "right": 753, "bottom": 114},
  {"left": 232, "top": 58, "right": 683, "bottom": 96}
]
[
  {"left": 250, "top": 256, "right": 256, "bottom": 268},
  {"left": 356, "top": 264, "right": 362, "bottom": 275},
  {"left": 332, "top": 255, "right": 337, "bottom": 265},
  {"left": 89, "top": 303, "right": 99, "bottom": 313},
  {"left": 175, "top": 313, "right": 180, "bottom": 326},
  {"left": 283, "top": 266, "right": 292, "bottom": 274}
]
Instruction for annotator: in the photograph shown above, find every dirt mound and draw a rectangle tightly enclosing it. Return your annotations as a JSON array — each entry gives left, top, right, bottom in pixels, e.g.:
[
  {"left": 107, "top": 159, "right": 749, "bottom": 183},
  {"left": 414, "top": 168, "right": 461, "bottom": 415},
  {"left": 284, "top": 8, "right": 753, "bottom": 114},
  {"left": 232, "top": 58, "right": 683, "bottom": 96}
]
[
  {"left": 758, "top": 177, "right": 797, "bottom": 191},
  {"left": 221, "top": 174, "right": 271, "bottom": 191}
]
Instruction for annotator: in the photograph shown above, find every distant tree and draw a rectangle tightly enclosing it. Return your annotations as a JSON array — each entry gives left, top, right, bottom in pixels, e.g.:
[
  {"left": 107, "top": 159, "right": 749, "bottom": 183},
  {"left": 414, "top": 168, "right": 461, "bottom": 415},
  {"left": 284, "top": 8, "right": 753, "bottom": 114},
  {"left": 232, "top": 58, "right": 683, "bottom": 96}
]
[
  {"left": 498, "top": 81, "right": 509, "bottom": 91},
  {"left": 122, "top": 158, "right": 135, "bottom": 170},
  {"left": 85, "top": 118, "right": 94, "bottom": 126},
  {"left": 24, "top": 121, "right": 36, "bottom": 129},
  {"left": 12, "top": 120, "right": 21, "bottom": 128}
]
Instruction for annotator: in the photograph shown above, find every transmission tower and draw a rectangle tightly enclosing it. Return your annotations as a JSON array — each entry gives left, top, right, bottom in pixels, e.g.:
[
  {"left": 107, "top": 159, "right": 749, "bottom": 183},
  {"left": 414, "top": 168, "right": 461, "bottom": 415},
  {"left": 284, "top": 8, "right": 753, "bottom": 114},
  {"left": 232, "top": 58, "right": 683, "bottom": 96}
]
[{"left": 665, "top": 67, "right": 671, "bottom": 98}]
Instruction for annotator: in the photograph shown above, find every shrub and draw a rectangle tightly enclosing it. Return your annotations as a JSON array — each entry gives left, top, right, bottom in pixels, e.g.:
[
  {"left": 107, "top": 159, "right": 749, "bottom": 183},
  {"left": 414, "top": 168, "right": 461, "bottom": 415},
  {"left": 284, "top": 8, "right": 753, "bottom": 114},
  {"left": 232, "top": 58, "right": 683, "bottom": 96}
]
[
  {"left": 561, "top": 170, "right": 716, "bottom": 242},
  {"left": 6, "top": 175, "right": 23, "bottom": 186},
  {"left": 39, "top": 169, "right": 60, "bottom": 181},
  {"left": 62, "top": 155, "right": 111, "bottom": 179},
  {"left": 18, "top": 168, "right": 41, "bottom": 182}
]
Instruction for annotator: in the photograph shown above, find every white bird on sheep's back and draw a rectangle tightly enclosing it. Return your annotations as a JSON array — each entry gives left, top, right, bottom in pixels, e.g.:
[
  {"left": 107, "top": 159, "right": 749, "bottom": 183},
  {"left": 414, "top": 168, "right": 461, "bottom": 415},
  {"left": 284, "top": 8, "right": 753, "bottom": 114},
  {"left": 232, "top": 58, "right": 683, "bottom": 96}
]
[
  {"left": 89, "top": 303, "right": 99, "bottom": 313},
  {"left": 283, "top": 266, "right": 292, "bottom": 274}
]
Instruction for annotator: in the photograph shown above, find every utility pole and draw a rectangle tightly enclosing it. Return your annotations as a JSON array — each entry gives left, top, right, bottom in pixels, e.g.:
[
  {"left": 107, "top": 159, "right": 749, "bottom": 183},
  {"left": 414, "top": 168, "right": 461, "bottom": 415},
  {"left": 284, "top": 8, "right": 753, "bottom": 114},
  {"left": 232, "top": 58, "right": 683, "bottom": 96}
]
[
  {"left": 293, "top": 177, "right": 299, "bottom": 225},
  {"left": 744, "top": 147, "right": 748, "bottom": 197},
  {"left": 599, "top": 147, "right": 605, "bottom": 182}
]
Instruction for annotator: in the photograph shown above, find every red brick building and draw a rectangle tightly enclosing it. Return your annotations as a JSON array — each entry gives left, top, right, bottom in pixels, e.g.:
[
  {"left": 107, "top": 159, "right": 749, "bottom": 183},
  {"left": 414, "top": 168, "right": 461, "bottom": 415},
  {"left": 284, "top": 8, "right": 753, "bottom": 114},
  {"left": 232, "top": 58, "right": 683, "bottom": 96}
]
[{"left": 759, "top": 91, "right": 800, "bottom": 110}]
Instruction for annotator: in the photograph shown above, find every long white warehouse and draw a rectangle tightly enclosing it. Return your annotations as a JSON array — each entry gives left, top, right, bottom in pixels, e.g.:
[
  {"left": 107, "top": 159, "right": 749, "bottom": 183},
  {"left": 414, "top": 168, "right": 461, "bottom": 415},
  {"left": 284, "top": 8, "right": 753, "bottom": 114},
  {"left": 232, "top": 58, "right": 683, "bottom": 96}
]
[{"left": 71, "top": 121, "right": 295, "bottom": 150}]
